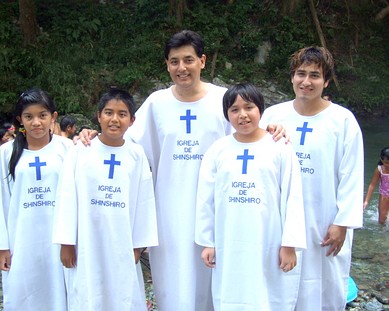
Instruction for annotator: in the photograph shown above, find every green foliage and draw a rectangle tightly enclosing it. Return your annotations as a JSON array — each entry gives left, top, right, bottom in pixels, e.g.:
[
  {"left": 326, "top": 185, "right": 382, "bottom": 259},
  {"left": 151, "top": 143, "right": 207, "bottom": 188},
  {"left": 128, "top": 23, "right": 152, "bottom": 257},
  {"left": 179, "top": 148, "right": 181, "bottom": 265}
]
[{"left": 0, "top": 0, "right": 387, "bottom": 119}]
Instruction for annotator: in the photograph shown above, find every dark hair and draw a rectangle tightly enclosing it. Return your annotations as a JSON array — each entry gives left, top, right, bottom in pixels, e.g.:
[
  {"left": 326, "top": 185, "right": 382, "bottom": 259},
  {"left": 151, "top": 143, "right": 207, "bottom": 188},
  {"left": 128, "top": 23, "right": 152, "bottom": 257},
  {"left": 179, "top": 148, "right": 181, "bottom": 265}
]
[
  {"left": 59, "top": 115, "right": 76, "bottom": 131},
  {"left": 0, "top": 128, "right": 6, "bottom": 141},
  {"left": 222, "top": 83, "right": 265, "bottom": 121},
  {"left": 9, "top": 88, "right": 56, "bottom": 180},
  {"left": 3, "top": 122, "right": 13, "bottom": 131},
  {"left": 378, "top": 147, "right": 389, "bottom": 165},
  {"left": 98, "top": 89, "right": 136, "bottom": 118},
  {"left": 289, "top": 46, "right": 335, "bottom": 83},
  {"left": 164, "top": 30, "right": 204, "bottom": 60}
]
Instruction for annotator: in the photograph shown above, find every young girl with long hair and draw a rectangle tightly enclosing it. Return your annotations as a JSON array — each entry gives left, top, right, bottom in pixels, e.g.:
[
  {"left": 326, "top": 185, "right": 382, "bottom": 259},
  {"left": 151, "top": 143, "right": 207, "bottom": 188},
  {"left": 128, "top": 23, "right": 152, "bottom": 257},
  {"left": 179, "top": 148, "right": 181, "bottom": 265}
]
[{"left": 0, "top": 88, "right": 71, "bottom": 310}]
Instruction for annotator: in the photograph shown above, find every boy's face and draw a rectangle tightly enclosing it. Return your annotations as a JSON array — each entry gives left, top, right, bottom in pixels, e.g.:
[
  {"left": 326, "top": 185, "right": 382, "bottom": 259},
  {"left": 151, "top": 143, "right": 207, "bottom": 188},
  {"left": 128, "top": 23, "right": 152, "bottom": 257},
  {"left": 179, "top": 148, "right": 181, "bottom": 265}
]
[
  {"left": 165, "top": 45, "right": 206, "bottom": 91},
  {"left": 97, "top": 99, "right": 134, "bottom": 146},
  {"left": 227, "top": 95, "right": 262, "bottom": 142},
  {"left": 291, "top": 62, "right": 329, "bottom": 103},
  {"left": 67, "top": 125, "right": 76, "bottom": 136}
]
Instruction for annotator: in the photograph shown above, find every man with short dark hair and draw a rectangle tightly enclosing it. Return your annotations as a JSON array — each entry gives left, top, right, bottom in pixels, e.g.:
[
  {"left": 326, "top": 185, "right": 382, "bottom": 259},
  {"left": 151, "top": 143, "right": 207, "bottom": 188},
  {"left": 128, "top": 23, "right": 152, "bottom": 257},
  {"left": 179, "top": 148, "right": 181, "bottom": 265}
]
[{"left": 260, "top": 46, "right": 364, "bottom": 310}]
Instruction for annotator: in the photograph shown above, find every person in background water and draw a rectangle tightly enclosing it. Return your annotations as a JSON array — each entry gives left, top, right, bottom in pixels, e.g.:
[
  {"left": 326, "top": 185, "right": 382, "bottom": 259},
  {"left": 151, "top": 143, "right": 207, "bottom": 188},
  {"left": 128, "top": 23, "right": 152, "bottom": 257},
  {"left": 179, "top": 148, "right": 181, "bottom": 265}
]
[
  {"left": 59, "top": 115, "right": 77, "bottom": 139},
  {"left": 77, "top": 30, "right": 285, "bottom": 311},
  {"left": 259, "top": 46, "right": 364, "bottom": 310},
  {"left": 0, "top": 123, "right": 16, "bottom": 144},
  {"left": 0, "top": 88, "right": 71, "bottom": 311},
  {"left": 364, "top": 146, "right": 389, "bottom": 224},
  {"left": 195, "top": 83, "right": 306, "bottom": 310},
  {"left": 53, "top": 89, "right": 158, "bottom": 311}
]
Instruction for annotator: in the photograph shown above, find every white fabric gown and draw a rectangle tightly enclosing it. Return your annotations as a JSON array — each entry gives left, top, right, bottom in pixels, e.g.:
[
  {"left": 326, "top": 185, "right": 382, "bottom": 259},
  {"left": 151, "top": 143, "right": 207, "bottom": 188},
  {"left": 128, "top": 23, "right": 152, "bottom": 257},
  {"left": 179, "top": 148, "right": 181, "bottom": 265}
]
[
  {"left": 52, "top": 138, "right": 158, "bottom": 311},
  {"left": 195, "top": 134, "right": 306, "bottom": 311},
  {"left": 0, "top": 135, "right": 71, "bottom": 311},
  {"left": 126, "top": 84, "right": 231, "bottom": 311},
  {"left": 259, "top": 101, "right": 364, "bottom": 311}
]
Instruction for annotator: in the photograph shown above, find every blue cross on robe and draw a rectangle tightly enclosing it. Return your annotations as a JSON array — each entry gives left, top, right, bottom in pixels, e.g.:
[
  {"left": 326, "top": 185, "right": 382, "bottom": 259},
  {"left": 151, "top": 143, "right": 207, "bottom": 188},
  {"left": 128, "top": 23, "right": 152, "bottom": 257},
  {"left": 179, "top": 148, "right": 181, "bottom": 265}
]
[
  {"left": 29, "top": 156, "right": 47, "bottom": 180},
  {"left": 104, "top": 154, "right": 121, "bottom": 179},
  {"left": 237, "top": 149, "right": 254, "bottom": 174},
  {"left": 180, "top": 109, "right": 197, "bottom": 134},
  {"left": 296, "top": 121, "right": 313, "bottom": 145}
]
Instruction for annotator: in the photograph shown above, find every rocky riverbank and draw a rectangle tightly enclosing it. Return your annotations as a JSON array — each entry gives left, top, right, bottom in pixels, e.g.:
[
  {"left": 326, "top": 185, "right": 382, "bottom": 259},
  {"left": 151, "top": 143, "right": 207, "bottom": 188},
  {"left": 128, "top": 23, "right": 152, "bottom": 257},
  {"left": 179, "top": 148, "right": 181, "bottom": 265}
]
[{"left": 1, "top": 258, "right": 388, "bottom": 311}]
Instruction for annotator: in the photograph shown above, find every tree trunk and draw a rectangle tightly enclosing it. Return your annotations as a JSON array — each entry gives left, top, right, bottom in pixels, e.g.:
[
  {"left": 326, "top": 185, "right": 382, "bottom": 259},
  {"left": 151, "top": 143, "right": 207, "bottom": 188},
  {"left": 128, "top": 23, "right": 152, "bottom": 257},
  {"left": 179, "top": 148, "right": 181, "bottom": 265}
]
[
  {"left": 169, "top": 0, "right": 187, "bottom": 26},
  {"left": 19, "top": 0, "right": 40, "bottom": 46},
  {"left": 281, "top": 0, "right": 302, "bottom": 15},
  {"left": 307, "top": 0, "right": 340, "bottom": 90},
  {"left": 375, "top": 5, "right": 389, "bottom": 20}
]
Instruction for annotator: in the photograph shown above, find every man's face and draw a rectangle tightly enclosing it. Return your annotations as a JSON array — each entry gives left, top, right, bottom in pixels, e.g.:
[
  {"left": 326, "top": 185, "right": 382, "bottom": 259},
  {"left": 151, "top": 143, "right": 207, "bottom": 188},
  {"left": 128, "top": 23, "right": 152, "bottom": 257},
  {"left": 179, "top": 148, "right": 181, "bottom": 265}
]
[
  {"left": 291, "top": 62, "right": 329, "bottom": 102},
  {"left": 165, "top": 45, "right": 206, "bottom": 90}
]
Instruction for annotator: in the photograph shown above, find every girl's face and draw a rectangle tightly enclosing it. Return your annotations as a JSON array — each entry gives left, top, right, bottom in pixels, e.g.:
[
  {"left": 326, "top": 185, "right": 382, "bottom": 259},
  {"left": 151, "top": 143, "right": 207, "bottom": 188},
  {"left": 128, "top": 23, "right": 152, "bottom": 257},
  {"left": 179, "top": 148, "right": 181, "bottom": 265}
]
[
  {"left": 17, "top": 103, "right": 56, "bottom": 148},
  {"left": 97, "top": 99, "right": 134, "bottom": 146},
  {"left": 227, "top": 95, "right": 264, "bottom": 143},
  {"left": 381, "top": 159, "right": 389, "bottom": 171}
]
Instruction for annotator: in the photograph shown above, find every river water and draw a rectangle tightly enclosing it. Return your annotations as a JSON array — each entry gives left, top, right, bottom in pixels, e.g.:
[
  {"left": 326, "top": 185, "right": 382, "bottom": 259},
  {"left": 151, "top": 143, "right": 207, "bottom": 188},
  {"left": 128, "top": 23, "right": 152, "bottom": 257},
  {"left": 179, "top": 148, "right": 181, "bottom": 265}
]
[{"left": 349, "top": 116, "right": 389, "bottom": 307}]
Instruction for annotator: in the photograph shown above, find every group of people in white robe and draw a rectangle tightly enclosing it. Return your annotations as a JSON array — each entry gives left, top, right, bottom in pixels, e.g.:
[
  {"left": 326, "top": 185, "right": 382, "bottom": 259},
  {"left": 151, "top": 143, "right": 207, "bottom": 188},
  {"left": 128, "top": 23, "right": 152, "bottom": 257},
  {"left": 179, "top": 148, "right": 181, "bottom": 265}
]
[{"left": 0, "top": 30, "right": 363, "bottom": 311}]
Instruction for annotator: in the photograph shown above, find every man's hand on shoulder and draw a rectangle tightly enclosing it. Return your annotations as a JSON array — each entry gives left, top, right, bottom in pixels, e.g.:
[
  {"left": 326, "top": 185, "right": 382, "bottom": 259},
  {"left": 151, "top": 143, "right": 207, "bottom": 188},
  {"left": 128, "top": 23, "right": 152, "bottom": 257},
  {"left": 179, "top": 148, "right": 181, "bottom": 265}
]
[{"left": 73, "top": 129, "right": 99, "bottom": 146}]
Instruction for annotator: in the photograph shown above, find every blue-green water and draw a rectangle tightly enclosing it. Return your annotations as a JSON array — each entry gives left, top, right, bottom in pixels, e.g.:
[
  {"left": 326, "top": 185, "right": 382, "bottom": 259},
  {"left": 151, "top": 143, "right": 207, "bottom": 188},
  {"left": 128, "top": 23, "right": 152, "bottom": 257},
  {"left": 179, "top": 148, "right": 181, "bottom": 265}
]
[{"left": 351, "top": 117, "right": 389, "bottom": 293}]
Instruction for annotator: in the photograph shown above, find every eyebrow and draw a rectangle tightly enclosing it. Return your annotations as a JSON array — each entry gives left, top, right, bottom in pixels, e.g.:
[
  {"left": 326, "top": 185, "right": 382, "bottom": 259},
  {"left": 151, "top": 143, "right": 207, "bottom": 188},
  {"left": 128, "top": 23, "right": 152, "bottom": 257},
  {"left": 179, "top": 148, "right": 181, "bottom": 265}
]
[
  {"left": 296, "top": 68, "right": 321, "bottom": 74},
  {"left": 22, "top": 110, "right": 49, "bottom": 115},
  {"left": 103, "top": 108, "right": 129, "bottom": 113},
  {"left": 169, "top": 55, "right": 195, "bottom": 60}
]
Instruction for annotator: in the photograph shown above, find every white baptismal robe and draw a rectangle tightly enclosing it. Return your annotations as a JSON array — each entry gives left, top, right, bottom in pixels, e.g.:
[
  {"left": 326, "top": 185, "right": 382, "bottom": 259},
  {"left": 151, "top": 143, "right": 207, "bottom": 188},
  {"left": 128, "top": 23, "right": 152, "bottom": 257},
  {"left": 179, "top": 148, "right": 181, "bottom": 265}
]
[
  {"left": 195, "top": 134, "right": 306, "bottom": 311},
  {"left": 260, "top": 101, "right": 364, "bottom": 310},
  {"left": 0, "top": 135, "right": 71, "bottom": 311},
  {"left": 126, "top": 84, "right": 231, "bottom": 311},
  {"left": 52, "top": 138, "right": 158, "bottom": 311}
]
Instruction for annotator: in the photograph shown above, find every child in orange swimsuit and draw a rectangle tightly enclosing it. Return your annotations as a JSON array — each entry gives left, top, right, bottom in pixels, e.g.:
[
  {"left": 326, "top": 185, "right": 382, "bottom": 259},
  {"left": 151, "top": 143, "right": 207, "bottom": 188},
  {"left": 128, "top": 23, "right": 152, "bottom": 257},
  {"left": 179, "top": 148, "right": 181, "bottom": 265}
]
[{"left": 364, "top": 147, "right": 389, "bottom": 224}]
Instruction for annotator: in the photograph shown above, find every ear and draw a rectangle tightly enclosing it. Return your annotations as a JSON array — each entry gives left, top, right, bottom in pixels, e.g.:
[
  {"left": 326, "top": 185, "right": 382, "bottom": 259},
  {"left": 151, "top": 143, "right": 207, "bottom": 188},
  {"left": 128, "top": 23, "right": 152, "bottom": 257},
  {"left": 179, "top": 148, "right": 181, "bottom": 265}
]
[
  {"left": 97, "top": 111, "right": 101, "bottom": 124},
  {"left": 324, "top": 80, "right": 330, "bottom": 88},
  {"left": 129, "top": 116, "right": 136, "bottom": 127},
  {"left": 52, "top": 111, "right": 58, "bottom": 123},
  {"left": 16, "top": 116, "right": 22, "bottom": 124},
  {"left": 200, "top": 54, "right": 206, "bottom": 69},
  {"left": 165, "top": 59, "right": 170, "bottom": 72}
]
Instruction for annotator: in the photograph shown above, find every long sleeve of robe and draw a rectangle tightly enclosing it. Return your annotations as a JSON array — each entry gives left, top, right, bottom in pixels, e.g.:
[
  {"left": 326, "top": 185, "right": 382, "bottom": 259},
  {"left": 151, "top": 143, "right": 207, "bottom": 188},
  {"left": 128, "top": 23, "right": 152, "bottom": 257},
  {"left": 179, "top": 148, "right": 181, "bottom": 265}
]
[
  {"left": 195, "top": 134, "right": 306, "bottom": 311},
  {"left": 52, "top": 138, "right": 158, "bottom": 311},
  {"left": 259, "top": 101, "right": 364, "bottom": 310}
]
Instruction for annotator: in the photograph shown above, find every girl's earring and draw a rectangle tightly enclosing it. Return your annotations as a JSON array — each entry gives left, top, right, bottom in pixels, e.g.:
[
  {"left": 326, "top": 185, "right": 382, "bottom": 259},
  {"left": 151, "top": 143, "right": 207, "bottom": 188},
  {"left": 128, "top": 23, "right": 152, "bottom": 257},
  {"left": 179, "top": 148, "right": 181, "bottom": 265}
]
[{"left": 19, "top": 125, "right": 26, "bottom": 136}]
